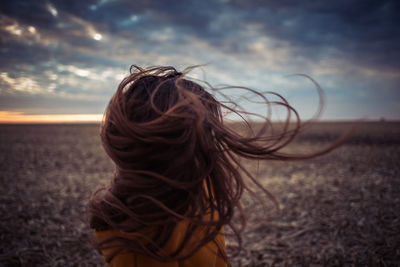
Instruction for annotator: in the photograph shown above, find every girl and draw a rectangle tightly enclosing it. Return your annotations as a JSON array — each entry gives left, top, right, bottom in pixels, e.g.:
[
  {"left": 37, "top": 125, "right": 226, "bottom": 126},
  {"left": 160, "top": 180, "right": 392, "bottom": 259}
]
[{"left": 89, "top": 65, "right": 340, "bottom": 266}]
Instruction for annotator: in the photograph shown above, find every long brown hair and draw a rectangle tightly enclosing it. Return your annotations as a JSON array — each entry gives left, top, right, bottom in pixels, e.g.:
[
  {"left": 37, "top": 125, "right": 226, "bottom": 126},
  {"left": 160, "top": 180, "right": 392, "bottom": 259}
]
[{"left": 89, "top": 65, "right": 343, "bottom": 262}]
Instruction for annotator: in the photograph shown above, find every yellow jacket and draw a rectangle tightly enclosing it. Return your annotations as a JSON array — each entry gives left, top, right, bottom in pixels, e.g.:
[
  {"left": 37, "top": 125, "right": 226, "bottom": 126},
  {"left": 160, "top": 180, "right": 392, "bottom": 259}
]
[{"left": 94, "top": 221, "right": 228, "bottom": 267}]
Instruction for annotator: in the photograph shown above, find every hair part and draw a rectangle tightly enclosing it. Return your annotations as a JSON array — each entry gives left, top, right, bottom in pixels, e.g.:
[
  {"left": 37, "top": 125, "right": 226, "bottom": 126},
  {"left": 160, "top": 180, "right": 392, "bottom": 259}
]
[{"left": 89, "top": 65, "right": 346, "bottom": 263}]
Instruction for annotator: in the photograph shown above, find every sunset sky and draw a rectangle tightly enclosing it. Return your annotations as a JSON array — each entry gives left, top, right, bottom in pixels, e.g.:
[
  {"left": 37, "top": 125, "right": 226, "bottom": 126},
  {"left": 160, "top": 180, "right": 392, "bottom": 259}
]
[{"left": 0, "top": 0, "right": 399, "bottom": 122}]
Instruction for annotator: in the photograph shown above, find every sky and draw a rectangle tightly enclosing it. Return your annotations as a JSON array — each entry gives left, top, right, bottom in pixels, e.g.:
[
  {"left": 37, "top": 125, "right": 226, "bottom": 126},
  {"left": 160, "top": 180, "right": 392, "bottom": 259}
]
[{"left": 0, "top": 0, "right": 399, "bottom": 122}]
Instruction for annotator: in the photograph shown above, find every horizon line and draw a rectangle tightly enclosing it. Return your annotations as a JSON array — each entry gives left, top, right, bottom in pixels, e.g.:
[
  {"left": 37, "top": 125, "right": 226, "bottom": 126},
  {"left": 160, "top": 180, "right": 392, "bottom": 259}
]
[
  {"left": 0, "top": 111, "right": 397, "bottom": 124},
  {"left": 0, "top": 111, "right": 103, "bottom": 123}
]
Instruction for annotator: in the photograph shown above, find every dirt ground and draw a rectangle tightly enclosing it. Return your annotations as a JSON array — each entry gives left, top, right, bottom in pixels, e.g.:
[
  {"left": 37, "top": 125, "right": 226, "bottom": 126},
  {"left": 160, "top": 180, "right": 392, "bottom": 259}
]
[{"left": 0, "top": 121, "right": 399, "bottom": 266}]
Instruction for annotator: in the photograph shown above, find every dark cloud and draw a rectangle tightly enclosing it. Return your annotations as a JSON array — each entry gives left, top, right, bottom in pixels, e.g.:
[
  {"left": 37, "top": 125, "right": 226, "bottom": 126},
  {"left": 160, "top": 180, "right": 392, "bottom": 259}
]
[
  {"left": 226, "top": 0, "right": 400, "bottom": 69},
  {"left": 0, "top": 0, "right": 57, "bottom": 28},
  {"left": 2, "top": 0, "right": 398, "bottom": 69}
]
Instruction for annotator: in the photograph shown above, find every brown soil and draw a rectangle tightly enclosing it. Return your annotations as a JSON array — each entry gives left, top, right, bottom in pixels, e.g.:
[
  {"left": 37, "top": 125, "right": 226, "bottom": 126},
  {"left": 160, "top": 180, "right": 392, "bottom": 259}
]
[{"left": 0, "top": 122, "right": 399, "bottom": 266}]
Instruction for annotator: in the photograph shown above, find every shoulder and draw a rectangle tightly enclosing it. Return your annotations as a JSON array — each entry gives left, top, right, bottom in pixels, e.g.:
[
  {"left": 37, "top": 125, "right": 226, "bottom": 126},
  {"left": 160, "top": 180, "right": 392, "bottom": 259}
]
[{"left": 94, "top": 225, "right": 227, "bottom": 267}]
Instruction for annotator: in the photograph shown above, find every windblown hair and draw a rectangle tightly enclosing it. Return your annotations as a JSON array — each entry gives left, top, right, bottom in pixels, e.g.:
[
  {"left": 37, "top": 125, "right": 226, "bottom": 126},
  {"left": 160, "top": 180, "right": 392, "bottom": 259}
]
[{"left": 89, "top": 65, "right": 342, "bottom": 262}]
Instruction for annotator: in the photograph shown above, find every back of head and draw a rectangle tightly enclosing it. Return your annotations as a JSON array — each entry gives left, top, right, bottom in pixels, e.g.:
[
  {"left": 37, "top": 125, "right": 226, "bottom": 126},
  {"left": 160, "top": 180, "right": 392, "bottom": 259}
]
[
  {"left": 102, "top": 66, "right": 220, "bottom": 179},
  {"left": 91, "top": 66, "right": 231, "bottom": 261}
]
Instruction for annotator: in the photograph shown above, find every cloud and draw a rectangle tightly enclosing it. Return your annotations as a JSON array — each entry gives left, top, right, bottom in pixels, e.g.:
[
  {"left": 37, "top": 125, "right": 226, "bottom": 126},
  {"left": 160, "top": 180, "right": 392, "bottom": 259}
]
[
  {"left": 227, "top": 0, "right": 400, "bottom": 71},
  {"left": 0, "top": 0, "right": 399, "bottom": 119}
]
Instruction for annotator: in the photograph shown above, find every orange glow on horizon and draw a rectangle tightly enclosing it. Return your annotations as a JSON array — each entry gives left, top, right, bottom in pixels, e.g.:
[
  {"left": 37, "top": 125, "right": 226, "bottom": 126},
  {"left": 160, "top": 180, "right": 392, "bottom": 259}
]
[{"left": 0, "top": 111, "right": 102, "bottom": 123}]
